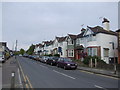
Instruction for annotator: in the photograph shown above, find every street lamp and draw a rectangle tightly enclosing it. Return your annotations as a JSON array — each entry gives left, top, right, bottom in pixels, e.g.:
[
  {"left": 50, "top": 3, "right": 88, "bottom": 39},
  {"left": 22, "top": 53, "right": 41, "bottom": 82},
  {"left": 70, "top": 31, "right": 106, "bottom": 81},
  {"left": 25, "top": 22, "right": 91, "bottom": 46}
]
[{"left": 109, "top": 42, "right": 116, "bottom": 74}]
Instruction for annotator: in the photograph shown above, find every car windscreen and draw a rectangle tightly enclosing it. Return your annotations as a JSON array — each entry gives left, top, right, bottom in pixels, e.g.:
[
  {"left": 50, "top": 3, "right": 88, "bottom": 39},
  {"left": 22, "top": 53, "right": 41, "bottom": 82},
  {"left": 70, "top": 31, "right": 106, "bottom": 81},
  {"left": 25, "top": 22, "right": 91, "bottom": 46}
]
[{"left": 63, "top": 58, "right": 72, "bottom": 62}]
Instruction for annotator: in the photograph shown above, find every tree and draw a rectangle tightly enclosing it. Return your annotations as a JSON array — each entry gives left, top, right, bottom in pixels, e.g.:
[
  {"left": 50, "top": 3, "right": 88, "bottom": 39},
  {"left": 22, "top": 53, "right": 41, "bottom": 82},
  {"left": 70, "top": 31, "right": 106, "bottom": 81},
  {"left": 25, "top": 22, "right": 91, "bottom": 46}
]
[
  {"left": 26, "top": 44, "right": 35, "bottom": 55},
  {"left": 19, "top": 48, "right": 25, "bottom": 55}
]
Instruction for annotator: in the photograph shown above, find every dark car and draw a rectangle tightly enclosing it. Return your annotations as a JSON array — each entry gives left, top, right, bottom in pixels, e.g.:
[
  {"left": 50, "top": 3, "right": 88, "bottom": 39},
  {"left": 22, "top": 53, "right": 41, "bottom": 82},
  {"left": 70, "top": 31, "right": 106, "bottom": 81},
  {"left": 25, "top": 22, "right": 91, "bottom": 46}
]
[
  {"left": 57, "top": 58, "right": 77, "bottom": 70},
  {"left": 46, "top": 57, "right": 59, "bottom": 66},
  {"left": 41, "top": 56, "right": 49, "bottom": 63}
]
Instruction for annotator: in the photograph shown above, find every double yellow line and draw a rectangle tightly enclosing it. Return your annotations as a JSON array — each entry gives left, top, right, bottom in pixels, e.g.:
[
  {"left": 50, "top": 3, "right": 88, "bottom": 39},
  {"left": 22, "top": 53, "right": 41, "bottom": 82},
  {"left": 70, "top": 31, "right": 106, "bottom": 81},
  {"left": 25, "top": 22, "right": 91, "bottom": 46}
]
[{"left": 17, "top": 60, "right": 34, "bottom": 89}]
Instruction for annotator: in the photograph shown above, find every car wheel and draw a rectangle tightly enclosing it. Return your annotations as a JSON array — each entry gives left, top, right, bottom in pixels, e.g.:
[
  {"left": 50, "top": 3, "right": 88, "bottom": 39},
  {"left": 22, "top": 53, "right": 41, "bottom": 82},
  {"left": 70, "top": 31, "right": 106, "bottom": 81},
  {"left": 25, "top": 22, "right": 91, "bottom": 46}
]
[
  {"left": 57, "top": 64, "right": 59, "bottom": 67},
  {"left": 64, "top": 66, "right": 66, "bottom": 70},
  {"left": 51, "top": 62, "right": 53, "bottom": 66}
]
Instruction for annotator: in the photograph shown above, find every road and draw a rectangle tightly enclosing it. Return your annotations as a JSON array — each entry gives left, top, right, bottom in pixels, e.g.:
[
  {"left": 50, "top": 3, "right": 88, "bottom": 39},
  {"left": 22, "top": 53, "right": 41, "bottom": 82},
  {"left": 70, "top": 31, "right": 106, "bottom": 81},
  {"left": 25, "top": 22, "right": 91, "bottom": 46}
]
[{"left": 16, "top": 56, "right": 118, "bottom": 89}]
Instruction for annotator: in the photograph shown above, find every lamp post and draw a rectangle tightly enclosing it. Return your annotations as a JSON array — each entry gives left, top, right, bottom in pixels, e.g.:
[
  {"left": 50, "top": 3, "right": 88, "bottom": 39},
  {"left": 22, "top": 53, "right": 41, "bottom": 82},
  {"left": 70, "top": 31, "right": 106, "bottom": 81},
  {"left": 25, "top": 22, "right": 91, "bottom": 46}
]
[{"left": 109, "top": 42, "right": 116, "bottom": 74}]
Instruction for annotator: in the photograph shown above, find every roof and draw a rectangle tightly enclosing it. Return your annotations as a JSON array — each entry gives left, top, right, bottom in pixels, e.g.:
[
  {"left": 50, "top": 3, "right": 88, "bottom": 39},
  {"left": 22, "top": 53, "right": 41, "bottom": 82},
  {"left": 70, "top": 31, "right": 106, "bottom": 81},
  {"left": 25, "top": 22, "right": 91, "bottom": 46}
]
[
  {"left": 68, "top": 34, "right": 77, "bottom": 40},
  {"left": 56, "top": 36, "right": 67, "bottom": 42},
  {"left": 44, "top": 40, "right": 53, "bottom": 46},
  {"left": 35, "top": 43, "right": 43, "bottom": 47},
  {"left": 77, "top": 28, "right": 86, "bottom": 38},
  {"left": 116, "top": 29, "right": 120, "bottom": 32},
  {"left": 87, "top": 26, "right": 117, "bottom": 36}
]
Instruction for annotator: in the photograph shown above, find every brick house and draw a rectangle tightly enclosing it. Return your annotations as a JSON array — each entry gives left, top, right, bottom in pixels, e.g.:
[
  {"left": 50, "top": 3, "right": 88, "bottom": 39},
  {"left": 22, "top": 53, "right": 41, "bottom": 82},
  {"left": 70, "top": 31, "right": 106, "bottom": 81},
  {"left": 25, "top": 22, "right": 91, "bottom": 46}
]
[{"left": 116, "top": 29, "right": 120, "bottom": 64}]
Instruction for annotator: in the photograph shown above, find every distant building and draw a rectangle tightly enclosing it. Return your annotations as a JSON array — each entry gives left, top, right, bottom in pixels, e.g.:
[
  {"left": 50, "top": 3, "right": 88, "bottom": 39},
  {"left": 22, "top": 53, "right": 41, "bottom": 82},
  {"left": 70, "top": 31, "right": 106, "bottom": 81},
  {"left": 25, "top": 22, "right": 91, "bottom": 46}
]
[
  {"left": 0, "top": 42, "right": 11, "bottom": 62},
  {"left": 52, "top": 36, "right": 67, "bottom": 57},
  {"left": 116, "top": 29, "right": 120, "bottom": 64}
]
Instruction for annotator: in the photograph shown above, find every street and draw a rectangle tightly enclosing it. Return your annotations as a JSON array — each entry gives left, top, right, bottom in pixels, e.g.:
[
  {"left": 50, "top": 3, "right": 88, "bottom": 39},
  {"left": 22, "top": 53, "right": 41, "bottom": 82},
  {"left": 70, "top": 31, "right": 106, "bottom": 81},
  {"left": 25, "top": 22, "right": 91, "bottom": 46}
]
[{"left": 16, "top": 56, "right": 118, "bottom": 89}]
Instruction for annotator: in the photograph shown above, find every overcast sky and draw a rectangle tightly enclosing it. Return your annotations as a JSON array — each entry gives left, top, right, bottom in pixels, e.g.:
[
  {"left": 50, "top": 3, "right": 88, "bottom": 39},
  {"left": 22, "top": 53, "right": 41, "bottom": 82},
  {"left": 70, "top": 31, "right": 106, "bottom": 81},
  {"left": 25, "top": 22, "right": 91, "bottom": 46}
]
[{"left": 1, "top": 2, "right": 118, "bottom": 50}]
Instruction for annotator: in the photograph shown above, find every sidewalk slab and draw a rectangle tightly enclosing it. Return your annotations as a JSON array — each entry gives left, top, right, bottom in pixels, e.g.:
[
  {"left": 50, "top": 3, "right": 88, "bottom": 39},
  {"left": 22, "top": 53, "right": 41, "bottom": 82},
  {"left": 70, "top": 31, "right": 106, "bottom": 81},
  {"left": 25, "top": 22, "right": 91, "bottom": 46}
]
[{"left": 77, "top": 66, "right": 119, "bottom": 78}]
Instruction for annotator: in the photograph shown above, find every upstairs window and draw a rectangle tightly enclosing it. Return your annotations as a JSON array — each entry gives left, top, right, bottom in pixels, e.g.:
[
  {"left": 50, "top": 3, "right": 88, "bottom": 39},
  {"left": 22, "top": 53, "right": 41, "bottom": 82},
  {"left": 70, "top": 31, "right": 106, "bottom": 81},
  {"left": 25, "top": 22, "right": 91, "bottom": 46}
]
[
  {"left": 103, "top": 48, "right": 109, "bottom": 57},
  {"left": 68, "top": 38, "right": 74, "bottom": 45}
]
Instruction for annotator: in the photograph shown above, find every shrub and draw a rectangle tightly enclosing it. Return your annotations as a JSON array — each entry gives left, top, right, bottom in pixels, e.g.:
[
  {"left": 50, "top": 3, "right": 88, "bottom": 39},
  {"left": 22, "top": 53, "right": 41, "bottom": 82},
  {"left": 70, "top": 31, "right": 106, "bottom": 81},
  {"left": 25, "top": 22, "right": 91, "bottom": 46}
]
[
  {"left": 83, "top": 55, "right": 105, "bottom": 65},
  {"left": 48, "top": 54, "right": 52, "bottom": 57},
  {"left": 83, "top": 56, "right": 92, "bottom": 65},
  {"left": 54, "top": 54, "right": 60, "bottom": 57}
]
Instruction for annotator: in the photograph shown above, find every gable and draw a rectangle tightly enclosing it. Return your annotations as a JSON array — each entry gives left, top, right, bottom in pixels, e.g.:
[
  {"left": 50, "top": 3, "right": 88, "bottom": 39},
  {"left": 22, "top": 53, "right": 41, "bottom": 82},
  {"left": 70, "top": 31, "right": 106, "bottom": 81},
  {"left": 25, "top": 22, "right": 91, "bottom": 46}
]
[
  {"left": 54, "top": 38, "right": 58, "bottom": 44},
  {"left": 83, "top": 28, "right": 94, "bottom": 36}
]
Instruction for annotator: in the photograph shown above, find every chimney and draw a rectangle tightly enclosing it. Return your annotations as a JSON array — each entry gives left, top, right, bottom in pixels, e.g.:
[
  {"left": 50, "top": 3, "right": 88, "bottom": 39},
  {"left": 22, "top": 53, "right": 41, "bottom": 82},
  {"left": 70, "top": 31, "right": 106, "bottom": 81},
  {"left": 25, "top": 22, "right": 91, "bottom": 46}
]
[{"left": 102, "top": 18, "right": 110, "bottom": 31}]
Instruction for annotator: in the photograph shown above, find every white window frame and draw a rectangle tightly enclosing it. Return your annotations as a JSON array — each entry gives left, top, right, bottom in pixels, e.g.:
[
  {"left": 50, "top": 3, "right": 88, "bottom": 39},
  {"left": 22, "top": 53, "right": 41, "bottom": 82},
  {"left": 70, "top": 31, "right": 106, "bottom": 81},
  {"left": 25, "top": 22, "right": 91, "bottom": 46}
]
[
  {"left": 88, "top": 47, "right": 97, "bottom": 56},
  {"left": 68, "top": 49, "right": 74, "bottom": 57}
]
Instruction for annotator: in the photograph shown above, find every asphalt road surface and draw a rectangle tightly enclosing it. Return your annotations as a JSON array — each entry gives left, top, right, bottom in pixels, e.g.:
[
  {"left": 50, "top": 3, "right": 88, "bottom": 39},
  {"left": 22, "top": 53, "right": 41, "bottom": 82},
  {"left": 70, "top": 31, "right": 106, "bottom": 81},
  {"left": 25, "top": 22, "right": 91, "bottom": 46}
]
[{"left": 17, "top": 56, "right": 118, "bottom": 89}]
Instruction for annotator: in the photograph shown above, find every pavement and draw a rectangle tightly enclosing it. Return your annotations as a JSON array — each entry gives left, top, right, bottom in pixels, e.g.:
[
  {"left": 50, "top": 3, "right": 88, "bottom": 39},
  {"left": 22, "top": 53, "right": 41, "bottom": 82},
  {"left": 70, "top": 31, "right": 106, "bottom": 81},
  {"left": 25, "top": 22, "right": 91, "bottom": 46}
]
[
  {"left": 77, "top": 66, "right": 119, "bottom": 78},
  {"left": 2, "top": 56, "right": 23, "bottom": 89},
  {"left": 17, "top": 56, "right": 119, "bottom": 88},
  {"left": 0, "top": 63, "right": 2, "bottom": 90}
]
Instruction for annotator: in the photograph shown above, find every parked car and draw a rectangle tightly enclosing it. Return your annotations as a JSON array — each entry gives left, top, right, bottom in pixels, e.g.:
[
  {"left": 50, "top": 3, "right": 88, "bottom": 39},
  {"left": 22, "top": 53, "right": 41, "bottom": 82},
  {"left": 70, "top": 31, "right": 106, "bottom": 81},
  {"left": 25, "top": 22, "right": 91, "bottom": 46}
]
[
  {"left": 28, "top": 55, "right": 34, "bottom": 59},
  {"left": 46, "top": 56, "right": 59, "bottom": 66},
  {"left": 33, "top": 55, "right": 41, "bottom": 61},
  {"left": 23, "top": 54, "right": 29, "bottom": 58},
  {"left": 57, "top": 58, "right": 77, "bottom": 70},
  {"left": 41, "top": 56, "right": 49, "bottom": 63}
]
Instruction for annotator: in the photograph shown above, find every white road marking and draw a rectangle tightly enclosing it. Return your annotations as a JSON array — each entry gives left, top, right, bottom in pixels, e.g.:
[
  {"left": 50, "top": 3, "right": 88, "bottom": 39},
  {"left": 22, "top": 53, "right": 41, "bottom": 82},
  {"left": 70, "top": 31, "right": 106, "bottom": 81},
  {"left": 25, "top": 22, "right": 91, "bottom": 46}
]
[
  {"left": 39, "top": 64, "right": 48, "bottom": 68},
  {"left": 18, "top": 68, "right": 23, "bottom": 88},
  {"left": 53, "top": 70, "right": 76, "bottom": 79},
  {"left": 11, "top": 72, "right": 15, "bottom": 77},
  {"left": 94, "top": 85, "right": 107, "bottom": 90}
]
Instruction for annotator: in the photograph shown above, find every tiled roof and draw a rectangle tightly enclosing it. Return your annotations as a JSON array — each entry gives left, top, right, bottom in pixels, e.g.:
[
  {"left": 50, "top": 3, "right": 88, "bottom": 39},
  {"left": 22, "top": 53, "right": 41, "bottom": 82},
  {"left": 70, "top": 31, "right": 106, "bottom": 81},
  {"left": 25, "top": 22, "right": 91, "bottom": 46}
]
[
  {"left": 56, "top": 36, "right": 67, "bottom": 42},
  {"left": 44, "top": 40, "right": 53, "bottom": 46},
  {"left": 77, "top": 28, "right": 86, "bottom": 38},
  {"left": 35, "top": 43, "right": 43, "bottom": 47},
  {"left": 68, "top": 34, "right": 77, "bottom": 40},
  {"left": 116, "top": 29, "right": 120, "bottom": 32},
  {"left": 87, "top": 26, "right": 117, "bottom": 36}
]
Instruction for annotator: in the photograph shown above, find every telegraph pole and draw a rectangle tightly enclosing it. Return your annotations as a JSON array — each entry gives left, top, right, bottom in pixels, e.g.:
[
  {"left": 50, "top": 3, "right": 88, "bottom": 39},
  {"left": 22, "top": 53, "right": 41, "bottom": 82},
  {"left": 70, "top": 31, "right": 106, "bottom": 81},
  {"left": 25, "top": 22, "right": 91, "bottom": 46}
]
[{"left": 15, "top": 40, "right": 17, "bottom": 59}]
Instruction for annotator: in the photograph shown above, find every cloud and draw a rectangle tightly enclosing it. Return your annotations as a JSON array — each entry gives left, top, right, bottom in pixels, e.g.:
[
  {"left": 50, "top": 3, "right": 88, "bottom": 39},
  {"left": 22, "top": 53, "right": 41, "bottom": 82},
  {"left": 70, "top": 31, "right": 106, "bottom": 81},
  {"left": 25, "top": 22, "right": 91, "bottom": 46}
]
[{"left": 2, "top": 2, "right": 118, "bottom": 50}]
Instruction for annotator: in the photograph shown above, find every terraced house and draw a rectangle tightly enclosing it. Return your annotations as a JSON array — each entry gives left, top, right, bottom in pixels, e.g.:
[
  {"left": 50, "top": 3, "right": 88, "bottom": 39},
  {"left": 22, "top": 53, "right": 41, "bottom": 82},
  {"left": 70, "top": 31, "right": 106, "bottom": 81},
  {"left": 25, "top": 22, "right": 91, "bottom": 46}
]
[
  {"left": 34, "top": 18, "right": 118, "bottom": 64},
  {"left": 52, "top": 36, "right": 67, "bottom": 57},
  {"left": 75, "top": 18, "right": 118, "bottom": 64},
  {"left": 66, "top": 34, "right": 77, "bottom": 59}
]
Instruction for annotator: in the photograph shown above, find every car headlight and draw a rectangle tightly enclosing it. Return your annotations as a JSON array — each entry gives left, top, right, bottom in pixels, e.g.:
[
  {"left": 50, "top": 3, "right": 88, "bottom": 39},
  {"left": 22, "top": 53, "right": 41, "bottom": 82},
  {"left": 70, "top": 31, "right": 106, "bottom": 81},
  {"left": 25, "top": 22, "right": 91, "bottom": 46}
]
[
  {"left": 53, "top": 60, "right": 55, "bottom": 62},
  {"left": 67, "top": 64, "right": 70, "bottom": 66},
  {"left": 75, "top": 64, "right": 77, "bottom": 66}
]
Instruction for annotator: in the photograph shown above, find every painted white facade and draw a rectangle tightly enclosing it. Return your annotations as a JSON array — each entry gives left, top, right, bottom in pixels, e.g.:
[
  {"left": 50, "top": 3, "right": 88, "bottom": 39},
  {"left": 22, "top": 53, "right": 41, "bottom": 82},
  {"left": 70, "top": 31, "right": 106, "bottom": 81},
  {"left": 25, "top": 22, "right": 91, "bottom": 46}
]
[
  {"left": 59, "top": 41, "right": 67, "bottom": 57},
  {"left": 52, "top": 38, "right": 67, "bottom": 57},
  {"left": 77, "top": 28, "right": 118, "bottom": 64}
]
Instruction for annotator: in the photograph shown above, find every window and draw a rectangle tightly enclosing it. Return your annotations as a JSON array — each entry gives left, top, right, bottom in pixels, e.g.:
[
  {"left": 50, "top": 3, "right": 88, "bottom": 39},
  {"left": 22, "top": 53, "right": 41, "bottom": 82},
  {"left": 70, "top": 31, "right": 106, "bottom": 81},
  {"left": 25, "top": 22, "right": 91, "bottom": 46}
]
[
  {"left": 104, "top": 48, "right": 109, "bottom": 57},
  {"left": 68, "top": 38, "right": 74, "bottom": 45},
  {"left": 72, "top": 40, "right": 74, "bottom": 44},
  {"left": 88, "top": 48, "right": 97, "bottom": 56},
  {"left": 68, "top": 50, "right": 74, "bottom": 57}
]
